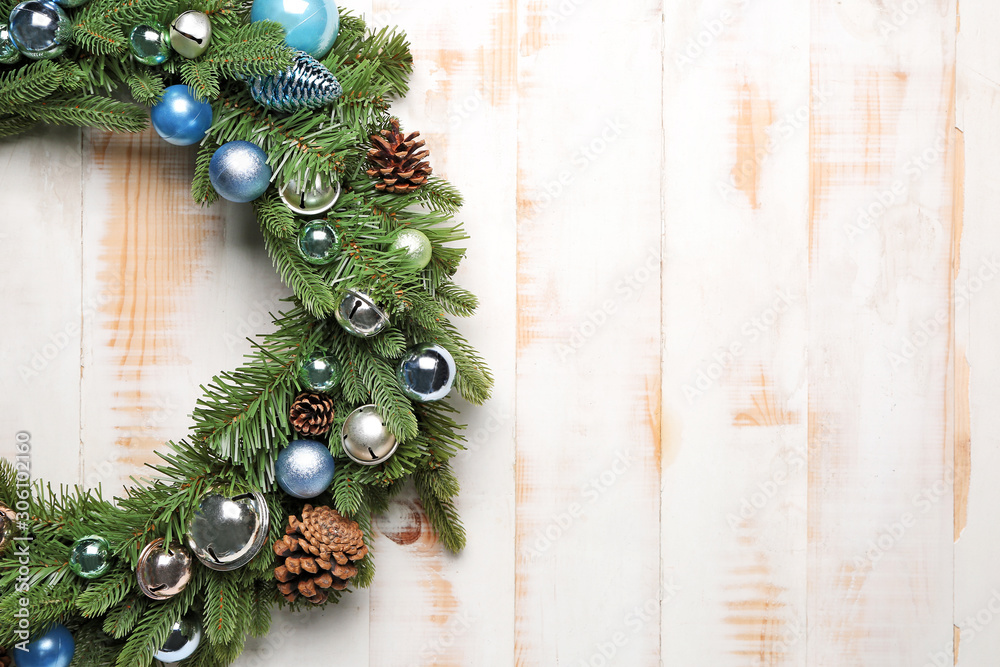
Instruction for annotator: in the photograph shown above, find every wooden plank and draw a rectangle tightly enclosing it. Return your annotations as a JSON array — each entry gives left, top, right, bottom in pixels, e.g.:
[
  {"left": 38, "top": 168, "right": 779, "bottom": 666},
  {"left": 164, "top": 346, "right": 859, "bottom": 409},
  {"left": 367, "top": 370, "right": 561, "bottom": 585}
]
[
  {"left": 807, "top": 1, "right": 956, "bottom": 663},
  {"left": 364, "top": 1, "right": 518, "bottom": 664},
  {"left": 0, "top": 126, "right": 83, "bottom": 485},
  {"left": 660, "top": 1, "right": 810, "bottom": 664},
  {"left": 954, "top": 0, "right": 1000, "bottom": 663},
  {"left": 513, "top": 1, "right": 662, "bottom": 664}
]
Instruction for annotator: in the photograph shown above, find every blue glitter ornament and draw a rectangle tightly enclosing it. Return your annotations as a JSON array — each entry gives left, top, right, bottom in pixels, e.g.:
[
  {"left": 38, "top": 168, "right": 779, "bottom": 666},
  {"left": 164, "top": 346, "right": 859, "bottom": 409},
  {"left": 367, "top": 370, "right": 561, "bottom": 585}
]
[
  {"left": 0, "top": 24, "right": 20, "bottom": 64},
  {"left": 397, "top": 343, "right": 456, "bottom": 402},
  {"left": 248, "top": 50, "right": 342, "bottom": 113},
  {"left": 250, "top": 0, "right": 339, "bottom": 59},
  {"left": 8, "top": 0, "right": 70, "bottom": 60},
  {"left": 16, "top": 624, "right": 75, "bottom": 667},
  {"left": 150, "top": 85, "right": 212, "bottom": 146},
  {"left": 276, "top": 439, "right": 336, "bottom": 499},
  {"left": 209, "top": 140, "right": 272, "bottom": 203}
]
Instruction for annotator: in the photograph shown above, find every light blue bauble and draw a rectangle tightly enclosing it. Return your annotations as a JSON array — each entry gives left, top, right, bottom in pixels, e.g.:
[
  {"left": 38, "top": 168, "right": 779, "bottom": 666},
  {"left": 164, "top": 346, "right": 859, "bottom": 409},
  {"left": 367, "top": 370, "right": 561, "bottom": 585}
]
[
  {"left": 8, "top": 0, "right": 70, "bottom": 60},
  {"left": 276, "top": 439, "right": 336, "bottom": 499},
  {"left": 150, "top": 85, "right": 212, "bottom": 146},
  {"left": 250, "top": 0, "right": 339, "bottom": 59},
  {"left": 17, "top": 624, "right": 75, "bottom": 667},
  {"left": 209, "top": 140, "right": 272, "bottom": 203}
]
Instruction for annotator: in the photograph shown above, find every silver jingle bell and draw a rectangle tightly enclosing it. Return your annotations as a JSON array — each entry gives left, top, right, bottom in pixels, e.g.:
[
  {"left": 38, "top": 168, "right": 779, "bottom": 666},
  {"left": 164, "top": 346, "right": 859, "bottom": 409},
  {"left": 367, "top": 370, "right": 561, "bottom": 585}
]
[
  {"left": 341, "top": 404, "right": 398, "bottom": 466},
  {"left": 279, "top": 172, "right": 341, "bottom": 216},
  {"left": 169, "top": 10, "right": 211, "bottom": 59},
  {"left": 154, "top": 616, "right": 202, "bottom": 662},
  {"left": 185, "top": 491, "right": 270, "bottom": 571},
  {"left": 136, "top": 538, "right": 193, "bottom": 600},
  {"left": 334, "top": 289, "right": 390, "bottom": 337},
  {"left": 0, "top": 503, "right": 16, "bottom": 553}
]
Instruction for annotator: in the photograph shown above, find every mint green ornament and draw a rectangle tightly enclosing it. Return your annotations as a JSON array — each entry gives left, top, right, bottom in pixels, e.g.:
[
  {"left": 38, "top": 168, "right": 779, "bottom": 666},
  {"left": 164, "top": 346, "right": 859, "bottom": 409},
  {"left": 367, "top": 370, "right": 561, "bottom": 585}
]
[
  {"left": 129, "top": 22, "right": 170, "bottom": 65},
  {"left": 298, "top": 351, "right": 340, "bottom": 392},
  {"left": 69, "top": 535, "right": 112, "bottom": 579},
  {"left": 390, "top": 229, "right": 432, "bottom": 270},
  {"left": 297, "top": 220, "right": 339, "bottom": 265}
]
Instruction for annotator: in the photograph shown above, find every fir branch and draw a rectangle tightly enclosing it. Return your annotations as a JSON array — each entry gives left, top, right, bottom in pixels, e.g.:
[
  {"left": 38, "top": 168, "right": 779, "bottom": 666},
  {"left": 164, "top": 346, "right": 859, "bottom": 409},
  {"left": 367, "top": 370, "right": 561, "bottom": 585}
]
[
  {"left": 14, "top": 94, "right": 147, "bottom": 133},
  {"left": 181, "top": 59, "right": 221, "bottom": 101},
  {"left": 254, "top": 193, "right": 297, "bottom": 239},
  {"left": 126, "top": 71, "right": 165, "bottom": 106},
  {"left": 0, "top": 60, "right": 64, "bottom": 111},
  {"left": 415, "top": 464, "right": 465, "bottom": 553}
]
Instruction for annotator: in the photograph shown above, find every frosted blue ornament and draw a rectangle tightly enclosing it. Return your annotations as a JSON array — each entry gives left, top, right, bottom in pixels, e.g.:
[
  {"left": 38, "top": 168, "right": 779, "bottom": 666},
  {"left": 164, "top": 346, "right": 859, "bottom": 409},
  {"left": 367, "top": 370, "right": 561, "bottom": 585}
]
[
  {"left": 276, "top": 439, "right": 336, "bottom": 499},
  {"left": 16, "top": 624, "right": 75, "bottom": 667},
  {"left": 8, "top": 0, "right": 70, "bottom": 60},
  {"left": 150, "top": 85, "right": 212, "bottom": 146},
  {"left": 250, "top": 0, "right": 339, "bottom": 59},
  {"left": 0, "top": 24, "right": 20, "bottom": 64},
  {"left": 209, "top": 140, "right": 272, "bottom": 203}
]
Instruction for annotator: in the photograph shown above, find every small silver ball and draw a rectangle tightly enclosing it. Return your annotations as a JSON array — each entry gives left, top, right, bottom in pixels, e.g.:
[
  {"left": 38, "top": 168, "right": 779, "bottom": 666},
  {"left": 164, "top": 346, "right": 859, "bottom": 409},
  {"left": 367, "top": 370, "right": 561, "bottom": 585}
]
[
  {"left": 341, "top": 404, "right": 398, "bottom": 465},
  {"left": 155, "top": 616, "right": 202, "bottom": 662},
  {"left": 136, "top": 538, "right": 193, "bottom": 600},
  {"left": 169, "top": 10, "right": 212, "bottom": 59}
]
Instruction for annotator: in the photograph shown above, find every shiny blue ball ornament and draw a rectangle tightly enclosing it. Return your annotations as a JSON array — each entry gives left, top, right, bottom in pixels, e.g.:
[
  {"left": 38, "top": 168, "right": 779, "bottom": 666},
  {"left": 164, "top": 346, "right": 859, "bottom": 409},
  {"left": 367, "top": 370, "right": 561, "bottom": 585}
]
[
  {"left": 276, "top": 439, "right": 336, "bottom": 499},
  {"left": 8, "top": 0, "right": 70, "bottom": 60},
  {"left": 150, "top": 85, "right": 212, "bottom": 146},
  {"left": 397, "top": 343, "right": 456, "bottom": 402},
  {"left": 16, "top": 624, "right": 75, "bottom": 667},
  {"left": 209, "top": 140, "right": 272, "bottom": 203},
  {"left": 250, "top": 0, "right": 339, "bottom": 59}
]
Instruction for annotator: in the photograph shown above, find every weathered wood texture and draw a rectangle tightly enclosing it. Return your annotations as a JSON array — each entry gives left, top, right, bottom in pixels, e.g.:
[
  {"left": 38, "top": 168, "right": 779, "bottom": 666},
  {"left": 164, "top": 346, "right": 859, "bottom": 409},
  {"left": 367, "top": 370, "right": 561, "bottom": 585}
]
[{"left": 3, "top": 0, "right": 1000, "bottom": 664}]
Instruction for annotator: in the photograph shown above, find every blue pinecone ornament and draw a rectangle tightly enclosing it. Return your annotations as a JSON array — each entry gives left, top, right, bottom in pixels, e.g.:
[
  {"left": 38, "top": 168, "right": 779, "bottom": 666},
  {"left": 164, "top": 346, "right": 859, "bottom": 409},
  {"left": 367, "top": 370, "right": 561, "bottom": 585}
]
[{"left": 248, "top": 50, "right": 343, "bottom": 113}]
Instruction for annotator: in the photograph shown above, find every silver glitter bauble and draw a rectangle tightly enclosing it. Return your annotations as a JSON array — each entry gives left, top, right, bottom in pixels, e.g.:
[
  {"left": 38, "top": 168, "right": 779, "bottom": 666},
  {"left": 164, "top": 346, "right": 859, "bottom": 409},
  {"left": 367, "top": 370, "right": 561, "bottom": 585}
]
[
  {"left": 136, "top": 538, "right": 193, "bottom": 600},
  {"left": 154, "top": 616, "right": 202, "bottom": 662},
  {"left": 341, "top": 404, "right": 398, "bottom": 466},
  {"left": 169, "top": 10, "right": 211, "bottom": 59},
  {"left": 334, "top": 289, "right": 390, "bottom": 337},
  {"left": 185, "top": 491, "right": 270, "bottom": 571},
  {"left": 397, "top": 342, "right": 456, "bottom": 402},
  {"left": 248, "top": 50, "right": 343, "bottom": 113},
  {"left": 0, "top": 24, "right": 21, "bottom": 64},
  {"left": 279, "top": 172, "right": 341, "bottom": 216}
]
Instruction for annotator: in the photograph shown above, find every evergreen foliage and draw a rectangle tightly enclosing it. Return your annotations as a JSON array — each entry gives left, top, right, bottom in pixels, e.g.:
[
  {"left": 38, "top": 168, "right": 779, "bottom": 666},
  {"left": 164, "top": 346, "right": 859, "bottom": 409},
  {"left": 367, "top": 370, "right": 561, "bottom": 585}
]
[{"left": 0, "top": 4, "right": 491, "bottom": 666}]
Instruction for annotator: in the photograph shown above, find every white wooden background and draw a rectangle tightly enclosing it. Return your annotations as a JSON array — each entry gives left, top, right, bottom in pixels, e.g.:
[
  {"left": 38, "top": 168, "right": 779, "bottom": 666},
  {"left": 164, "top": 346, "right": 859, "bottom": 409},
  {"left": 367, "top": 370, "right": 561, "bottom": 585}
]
[{"left": 2, "top": 0, "right": 999, "bottom": 664}]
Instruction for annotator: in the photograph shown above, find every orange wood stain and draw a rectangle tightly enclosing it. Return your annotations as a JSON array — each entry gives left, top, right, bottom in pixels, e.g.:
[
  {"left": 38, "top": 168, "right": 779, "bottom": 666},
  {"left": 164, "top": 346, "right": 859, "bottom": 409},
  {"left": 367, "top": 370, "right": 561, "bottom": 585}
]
[
  {"left": 733, "top": 368, "right": 800, "bottom": 427},
  {"left": 731, "top": 82, "right": 775, "bottom": 210},
  {"left": 951, "top": 128, "right": 970, "bottom": 543}
]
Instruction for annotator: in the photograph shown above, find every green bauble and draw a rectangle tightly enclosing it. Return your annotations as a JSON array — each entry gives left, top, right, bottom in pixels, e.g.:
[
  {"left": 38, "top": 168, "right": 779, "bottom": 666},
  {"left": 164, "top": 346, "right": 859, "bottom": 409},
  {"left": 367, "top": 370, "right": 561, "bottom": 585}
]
[
  {"left": 390, "top": 229, "right": 432, "bottom": 270},
  {"left": 0, "top": 24, "right": 20, "bottom": 65},
  {"left": 69, "top": 535, "right": 112, "bottom": 579},
  {"left": 297, "top": 220, "right": 339, "bottom": 265},
  {"left": 129, "top": 22, "right": 170, "bottom": 65},
  {"left": 298, "top": 351, "right": 340, "bottom": 392}
]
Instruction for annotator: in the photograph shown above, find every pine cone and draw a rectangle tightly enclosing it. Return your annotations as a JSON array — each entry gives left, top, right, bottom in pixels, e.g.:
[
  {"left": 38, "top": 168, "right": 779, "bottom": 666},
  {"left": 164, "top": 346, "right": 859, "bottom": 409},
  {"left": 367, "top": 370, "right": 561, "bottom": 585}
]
[
  {"left": 0, "top": 646, "right": 11, "bottom": 667},
  {"left": 365, "top": 119, "right": 432, "bottom": 193},
  {"left": 273, "top": 504, "right": 368, "bottom": 604},
  {"left": 289, "top": 392, "right": 336, "bottom": 436}
]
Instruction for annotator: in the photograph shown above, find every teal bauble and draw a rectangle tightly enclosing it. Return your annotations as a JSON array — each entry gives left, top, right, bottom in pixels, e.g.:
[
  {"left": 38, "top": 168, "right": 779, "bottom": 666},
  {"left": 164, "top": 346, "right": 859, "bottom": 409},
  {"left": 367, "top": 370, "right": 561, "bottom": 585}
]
[
  {"left": 129, "top": 22, "right": 170, "bottom": 65},
  {"left": 250, "top": 0, "right": 339, "bottom": 59},
  {"left": 0, "top": 24, "right": 20, "bottom": 64},
  {"left": 8, "top": 0, "right": 70, "bottom": 60},
  {"left": 298, "top": 351, "right": 340, "bottom": 392},
  {"left": 390, "top": 229, "right": 433, "bottom": 270},
  {"left": 69, "top": 535, "right": 112, "bottom": 579},
  {"left": 298, "top": 220, "right": 339, "bottom": 265}
]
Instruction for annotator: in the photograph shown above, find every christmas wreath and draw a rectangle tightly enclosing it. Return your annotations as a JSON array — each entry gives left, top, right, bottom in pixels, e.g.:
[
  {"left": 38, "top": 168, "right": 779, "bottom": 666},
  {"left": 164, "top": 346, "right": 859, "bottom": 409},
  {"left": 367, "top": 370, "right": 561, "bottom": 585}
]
[{"left": 0, "top": 0, "right": 492, "bottom": 664}]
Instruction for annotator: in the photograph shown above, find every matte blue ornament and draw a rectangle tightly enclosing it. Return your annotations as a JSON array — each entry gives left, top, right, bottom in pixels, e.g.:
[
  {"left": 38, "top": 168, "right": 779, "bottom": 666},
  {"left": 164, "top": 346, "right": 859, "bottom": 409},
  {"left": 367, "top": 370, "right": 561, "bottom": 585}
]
[
  {"left": 0, "top": 24, "right": 20, "bottom": 64},
  {"left": 248, "top": 50, "right": 342, "bottom": 113},
  {"left": 250, "top": 0, "right": 339, "bottom": 59},
  {"left": 276, "top": 439, "right": 336, "bottom": 499},
  {"left": 150, "top": 85, "right": 212, "bottom": 146},
  {"left": 17, "top": 624, "right": 75, "bottom": 667},
  {"left": 209, "top": 140, "right": 272, "bottom": 203},
  {"left": 8, "top": 0, "right": 70, "bottom": 60}
]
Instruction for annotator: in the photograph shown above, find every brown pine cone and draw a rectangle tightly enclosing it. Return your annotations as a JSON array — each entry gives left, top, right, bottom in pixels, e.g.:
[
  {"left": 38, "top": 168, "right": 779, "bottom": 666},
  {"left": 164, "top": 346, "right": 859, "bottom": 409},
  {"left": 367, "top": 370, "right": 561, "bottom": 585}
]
[
  {"left": 273, "top": 504, "right": 368, "bottom": 604},
  {"left": 365, "top": 118, "right": 432, "bottom": 194},
  {"left": 289, "top": 392, "right": 336, "bottom": 436},
  {"left": 0, "top": 646, "right": 11, "bottom": 667}
]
